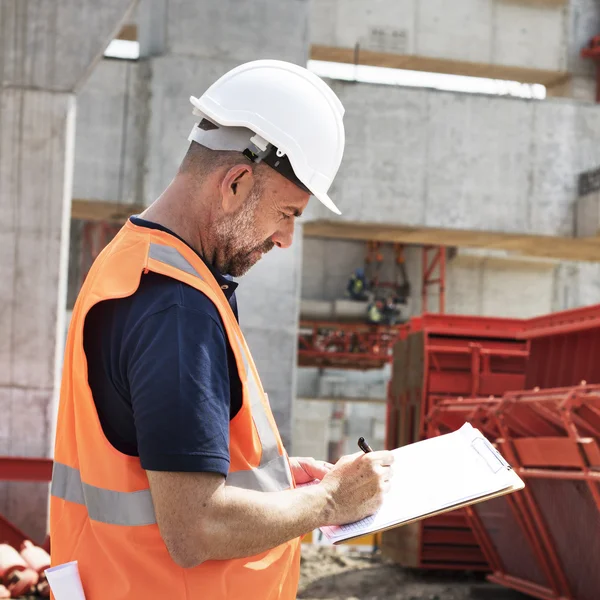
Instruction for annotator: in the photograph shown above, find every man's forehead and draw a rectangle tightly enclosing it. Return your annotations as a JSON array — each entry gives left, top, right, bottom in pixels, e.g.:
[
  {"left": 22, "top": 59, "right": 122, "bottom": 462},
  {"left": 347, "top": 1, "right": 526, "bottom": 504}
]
[{"left": 264, "top": 165, "right": 310, "bottom": 205}]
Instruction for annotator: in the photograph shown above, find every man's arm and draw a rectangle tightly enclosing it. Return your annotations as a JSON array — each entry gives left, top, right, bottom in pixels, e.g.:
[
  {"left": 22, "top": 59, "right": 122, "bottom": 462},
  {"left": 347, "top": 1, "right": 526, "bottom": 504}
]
[{"left": 147, "top": 450, "right": 393, "bottom": 567}]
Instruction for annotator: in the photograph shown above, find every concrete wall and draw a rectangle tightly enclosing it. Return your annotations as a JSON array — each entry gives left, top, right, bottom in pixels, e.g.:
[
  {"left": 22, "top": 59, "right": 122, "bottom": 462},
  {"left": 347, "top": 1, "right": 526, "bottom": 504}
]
[
  {"left": 311, "top": 0, "right": 599, "bottom": 84},
  {"left": 292, "top": 397, "right": 386, "bottom": 461},
  {"left": 304, "top": 82, "right": 600, "bottom": 240},
  {"left": 445, "top": 252, "right": 557, "bottom": 317},
  {"left": 73, "top": 59, "right": 149, "bottom": 205},
  {"left": 301, "top": 237, "right": 571, "bottom": 318},
  {"left": 292, "top": 399, "right": 331, "bottom": 461},
  {"left": 0, "top": 0, "right": 136, "bottom": 542},
  {"left": 0, "top": 90, "right": 75, "bottom": 542}
]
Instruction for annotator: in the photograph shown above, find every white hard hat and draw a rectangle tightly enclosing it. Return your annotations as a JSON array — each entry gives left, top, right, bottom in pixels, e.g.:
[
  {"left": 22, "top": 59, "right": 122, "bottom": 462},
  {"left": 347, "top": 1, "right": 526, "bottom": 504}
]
[{"left": 188, "top": 59, "right": 345, "bottom": 215}]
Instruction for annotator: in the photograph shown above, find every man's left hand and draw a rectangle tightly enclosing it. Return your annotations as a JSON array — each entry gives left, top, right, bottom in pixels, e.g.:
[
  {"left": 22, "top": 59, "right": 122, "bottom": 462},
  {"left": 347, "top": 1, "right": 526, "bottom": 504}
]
[{"left": 289, "top": 456, "right": 334, "bottom": 485}]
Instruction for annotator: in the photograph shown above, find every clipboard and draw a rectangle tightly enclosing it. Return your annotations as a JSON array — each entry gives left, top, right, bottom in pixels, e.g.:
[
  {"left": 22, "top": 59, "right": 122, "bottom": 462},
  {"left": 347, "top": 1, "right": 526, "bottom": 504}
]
[{"left": 320, "top": 423, "right": 524, "bottom": 544}]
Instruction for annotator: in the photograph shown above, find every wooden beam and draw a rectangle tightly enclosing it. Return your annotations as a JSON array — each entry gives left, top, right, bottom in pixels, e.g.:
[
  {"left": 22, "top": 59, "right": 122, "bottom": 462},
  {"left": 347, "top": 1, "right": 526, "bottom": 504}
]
[
  {"left": 116, "top": 24, "right": 137, "bottom": 41},
  {"left": 497, "top": 0, "right": 567, "bottom": 7},
  {"left": 71, "top": 199, "right": 144, "bottom": 223},
  {"left": 303, "top": 220, "right": 600, "bottom": 263},
  {"left": 310, "top": 45, "right": 570, "bottom": 88}
]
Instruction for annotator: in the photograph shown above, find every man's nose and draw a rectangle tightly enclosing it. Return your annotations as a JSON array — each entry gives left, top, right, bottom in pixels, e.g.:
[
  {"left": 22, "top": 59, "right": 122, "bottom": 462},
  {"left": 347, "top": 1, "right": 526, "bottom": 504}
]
[{"left": 272, "top": 220, "right": 295, "bottom": 249}]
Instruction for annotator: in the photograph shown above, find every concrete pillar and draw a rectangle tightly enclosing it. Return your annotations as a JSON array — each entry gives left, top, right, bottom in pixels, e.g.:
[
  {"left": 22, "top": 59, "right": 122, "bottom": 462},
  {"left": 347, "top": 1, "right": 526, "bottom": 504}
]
[
  {"left": 142, "top": 0, "right": 310, "bottom": 448},
  {"left": 0, "top": 0, "right": 137, "bottom": 541}
]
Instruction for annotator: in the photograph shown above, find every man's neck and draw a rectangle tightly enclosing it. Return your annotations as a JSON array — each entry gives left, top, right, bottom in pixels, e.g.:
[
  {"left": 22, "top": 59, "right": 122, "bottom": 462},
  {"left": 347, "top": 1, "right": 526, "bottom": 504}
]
[{"left": 141, "top": 177, "right": 216, "bottom": 264}]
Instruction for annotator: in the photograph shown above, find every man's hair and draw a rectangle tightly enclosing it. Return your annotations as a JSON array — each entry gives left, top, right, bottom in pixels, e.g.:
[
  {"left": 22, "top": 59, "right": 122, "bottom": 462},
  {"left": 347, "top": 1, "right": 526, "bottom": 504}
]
[{"left": 179, "top": 142, "right": 253, "bottom": 177}]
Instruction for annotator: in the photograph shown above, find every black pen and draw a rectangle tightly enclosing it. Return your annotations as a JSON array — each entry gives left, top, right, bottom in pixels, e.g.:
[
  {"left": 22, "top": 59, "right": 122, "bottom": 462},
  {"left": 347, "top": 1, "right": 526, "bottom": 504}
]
[{"left": 358, "top": 437, "right": 373, "bottom": 453}]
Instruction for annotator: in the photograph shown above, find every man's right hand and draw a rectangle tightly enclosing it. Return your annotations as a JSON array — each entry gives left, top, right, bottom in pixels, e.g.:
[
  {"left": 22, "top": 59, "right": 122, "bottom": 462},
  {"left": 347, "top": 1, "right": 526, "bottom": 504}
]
[{"left": 318, "top": 450, "right": 394, "bottom": 526}]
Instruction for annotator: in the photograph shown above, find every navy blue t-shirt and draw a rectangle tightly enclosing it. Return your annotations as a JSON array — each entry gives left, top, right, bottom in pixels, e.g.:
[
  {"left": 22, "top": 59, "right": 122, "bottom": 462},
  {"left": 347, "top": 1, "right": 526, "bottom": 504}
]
[{"left": 82, "top": 217, "right": 242, "bottom": 476}]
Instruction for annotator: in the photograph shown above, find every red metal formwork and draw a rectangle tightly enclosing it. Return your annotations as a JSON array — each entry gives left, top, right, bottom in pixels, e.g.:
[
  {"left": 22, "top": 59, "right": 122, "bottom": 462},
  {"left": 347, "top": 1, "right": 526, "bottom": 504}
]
[
  {"left": 388, "top": 314, "right": 529, "bottom": 450},
  {"left": 523, "top": 304, "right": 600, "bottom": 390},
  {"left": 428, "top": 385, "right": 600, "bottom": 600},
  {"left": 383, "top": 315, "right": 529, "bottom": 571}
]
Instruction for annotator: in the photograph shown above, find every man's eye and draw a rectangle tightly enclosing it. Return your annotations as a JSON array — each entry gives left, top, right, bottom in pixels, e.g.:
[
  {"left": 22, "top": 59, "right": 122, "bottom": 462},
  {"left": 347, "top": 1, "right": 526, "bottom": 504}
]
[{"left": 282, "top": 213, "right": 292, "bottom": 220}]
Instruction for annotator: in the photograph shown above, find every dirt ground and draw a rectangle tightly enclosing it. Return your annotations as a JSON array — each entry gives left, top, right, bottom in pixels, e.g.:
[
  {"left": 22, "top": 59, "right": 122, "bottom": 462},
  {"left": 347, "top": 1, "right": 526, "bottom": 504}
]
[{"left": 298, "top": 546, "right": 525, "bottom": 600}]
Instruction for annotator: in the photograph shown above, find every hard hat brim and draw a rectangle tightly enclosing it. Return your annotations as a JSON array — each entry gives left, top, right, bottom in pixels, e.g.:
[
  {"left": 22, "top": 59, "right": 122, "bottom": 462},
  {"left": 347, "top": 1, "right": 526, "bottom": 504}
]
[{"left": 314, "top": 190, "right": 342, "bottom": 216}]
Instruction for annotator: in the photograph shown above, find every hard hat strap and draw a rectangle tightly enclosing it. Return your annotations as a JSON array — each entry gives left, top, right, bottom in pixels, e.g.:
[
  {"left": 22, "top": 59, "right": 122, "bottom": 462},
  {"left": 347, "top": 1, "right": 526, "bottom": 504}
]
[{"left": 253, "top": 146, "right": 311, "bottom": 195}]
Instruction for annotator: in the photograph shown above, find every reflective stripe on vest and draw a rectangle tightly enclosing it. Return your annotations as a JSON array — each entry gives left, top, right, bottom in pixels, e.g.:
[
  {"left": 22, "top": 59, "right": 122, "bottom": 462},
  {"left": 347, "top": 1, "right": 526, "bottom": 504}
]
[
  {"left": 51, "top": 243, "right": 292, "bottom": 523},
  {"left": 51, "top": 462, "right": 157, "bottom": 526}
]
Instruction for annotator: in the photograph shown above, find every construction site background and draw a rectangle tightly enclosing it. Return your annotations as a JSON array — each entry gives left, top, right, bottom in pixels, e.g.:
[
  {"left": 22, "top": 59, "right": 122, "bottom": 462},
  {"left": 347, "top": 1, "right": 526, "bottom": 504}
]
[{"left": 3, "top": 0, "right": 600, "bottom": 599}]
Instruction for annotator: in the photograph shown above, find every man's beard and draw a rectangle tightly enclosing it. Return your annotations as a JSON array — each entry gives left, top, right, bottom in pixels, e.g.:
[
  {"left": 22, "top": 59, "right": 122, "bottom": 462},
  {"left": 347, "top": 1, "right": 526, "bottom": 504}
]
[{"left": 214, "top": 187, "right": 275, "bottom": 277}]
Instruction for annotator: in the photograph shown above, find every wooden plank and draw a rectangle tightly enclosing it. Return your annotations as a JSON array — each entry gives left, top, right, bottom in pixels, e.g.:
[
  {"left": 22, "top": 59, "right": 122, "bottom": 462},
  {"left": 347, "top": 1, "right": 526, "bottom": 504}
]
[
  {"left": 310, "top": 45, "right": 570, "bottom": 87},
  {"left": 116, "top": 23, "right": 137, "bottom": 41},
  {"left": 71, "top": 199, "right": 144, "bottom": 223},
  {"left": 497, "top": 0, "right": 568, "bottom": 7},
  {"left": 303, "top": 220, "right": 600, "bottom": 263}
]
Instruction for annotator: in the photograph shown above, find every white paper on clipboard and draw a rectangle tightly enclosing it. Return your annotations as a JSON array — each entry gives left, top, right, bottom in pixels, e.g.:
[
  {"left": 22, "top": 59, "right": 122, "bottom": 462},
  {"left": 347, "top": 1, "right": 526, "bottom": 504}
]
[{"left": 320, "top": 423, "right": 524, "bottom": 544}]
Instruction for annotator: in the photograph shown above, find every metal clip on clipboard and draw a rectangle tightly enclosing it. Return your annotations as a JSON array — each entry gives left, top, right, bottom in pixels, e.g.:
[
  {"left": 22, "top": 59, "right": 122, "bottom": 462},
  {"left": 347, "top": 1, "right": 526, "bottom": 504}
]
[{"left": 472, "top": 437, "right": 512, "bottom": 474}]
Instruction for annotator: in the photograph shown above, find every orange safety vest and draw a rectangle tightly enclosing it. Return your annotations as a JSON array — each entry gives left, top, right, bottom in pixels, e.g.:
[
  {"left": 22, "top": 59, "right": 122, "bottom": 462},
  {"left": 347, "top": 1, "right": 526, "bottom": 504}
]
[{"left": 50, "top": 220, "right": 301, "bottom": 599}]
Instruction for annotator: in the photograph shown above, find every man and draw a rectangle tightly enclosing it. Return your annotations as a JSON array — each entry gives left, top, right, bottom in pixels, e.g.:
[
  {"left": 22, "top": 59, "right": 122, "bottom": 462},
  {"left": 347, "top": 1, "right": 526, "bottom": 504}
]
[
  {"left": 367, "top": 299, "right": 385, "bottom": 324},
  {"left": 347, "top": 267, "right": 368, "bottom": 301},
  {"left": 383, "top": 295, "right": 401, "bottom": 325},
  {"left": 50, "top": 60, "right": 393, "bottom": 599}
]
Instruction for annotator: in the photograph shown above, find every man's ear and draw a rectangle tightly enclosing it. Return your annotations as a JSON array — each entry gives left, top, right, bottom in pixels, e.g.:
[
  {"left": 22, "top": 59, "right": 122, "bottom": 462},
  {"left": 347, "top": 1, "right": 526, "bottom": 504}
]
[{"left": 220, "top": 165, "right": 254, "bottom": 214}]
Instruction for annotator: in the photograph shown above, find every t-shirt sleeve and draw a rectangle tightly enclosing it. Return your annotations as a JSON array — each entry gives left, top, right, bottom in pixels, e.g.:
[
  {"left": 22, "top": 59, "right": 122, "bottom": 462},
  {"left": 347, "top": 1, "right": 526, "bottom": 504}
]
[{"left": 123, "top": 303, "right": 231, "bottom": 475}]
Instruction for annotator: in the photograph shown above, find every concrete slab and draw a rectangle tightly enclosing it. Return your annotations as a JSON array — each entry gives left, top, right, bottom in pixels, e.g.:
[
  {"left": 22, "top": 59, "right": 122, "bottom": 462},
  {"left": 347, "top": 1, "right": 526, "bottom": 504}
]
[
  {"left": 332, "top": 0, "right": 415, "bottom": 53},
  {"left": 528, "top": 101, "right": 578, "bottom": 237},
  {"left": 0, "top": 231, "right": 16, "bottom": 386},
  {"left": 424, "top": 93, "right": 533, "bottom": 233},
  {"left": 300, "top": 300, "right": 334, "bottom": 320},
  {"left": 305, "top": 82, "right": 600, "bottom": 249},
  {"left": 493, "top": 1, "right": 566, "bottom": 71},
  {"left": 166, "top": 0, "right": 309, "bottom": 63},
  {"left": 310, "top": 0, "right": 573, "bottom": 75},
  {"left": 0, "top": 0, "right": 137, "bottom": 92},
  {"left": 416, "top": 0, "right": 493, "bottom": 64},
  {"left": 326, "top": 82, "right": 429, "bottom": 227}
]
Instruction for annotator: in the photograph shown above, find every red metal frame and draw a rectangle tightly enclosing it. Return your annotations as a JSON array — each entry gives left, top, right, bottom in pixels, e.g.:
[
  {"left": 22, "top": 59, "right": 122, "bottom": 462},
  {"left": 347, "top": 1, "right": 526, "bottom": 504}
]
[
  {"left": 384, "top": 304, "right": 600, "bottom": 584},
  {"left": 0, "top": 457, "right": 53, "bottom": 482},
  {"left": 422, "top": 246, "right": 446, "bottom": 314},
  {"left": 581, "top": 35, "right": 600, "bottom": 103},
  {"left": 297, "top": 320, "right": 404, "bottom": 370},
  {"left": 427, "top": 385, "right": 600, "bottom": 599},
  {"left": 0, "top": 457, "right": 53, "bottom": 549},
  {"left": 411, "top": 313, "right": 525, "bottom": 339},
  {"left": 520, "top": 303, "right": 600, "bottom": 391},
  {"left": 384, "top": 315, "right": 530, "bottom": 572}
]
